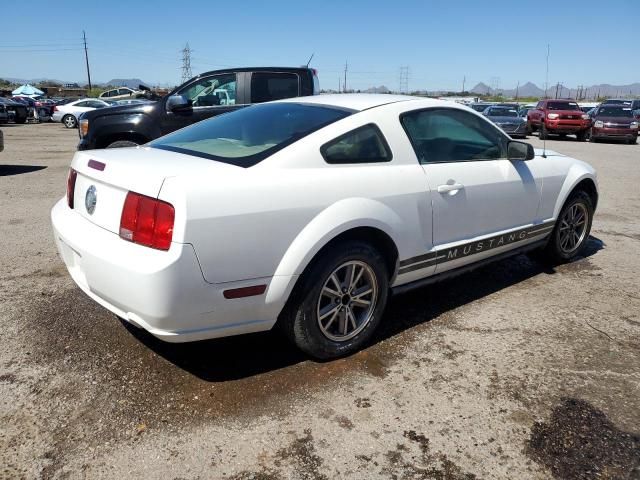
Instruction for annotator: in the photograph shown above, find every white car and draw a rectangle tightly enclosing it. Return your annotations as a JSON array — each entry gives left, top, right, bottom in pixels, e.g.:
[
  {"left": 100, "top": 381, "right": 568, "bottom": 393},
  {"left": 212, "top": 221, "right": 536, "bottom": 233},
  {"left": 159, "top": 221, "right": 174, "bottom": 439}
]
[
  {"left": 51, "top": 94, "right": 598, "bottom": 359},
  {"left": 52, "top": 99, "right": 111, "bottom": 128},
  {"left": 99, "top": 87, "right": 141, "bottom": 101}
]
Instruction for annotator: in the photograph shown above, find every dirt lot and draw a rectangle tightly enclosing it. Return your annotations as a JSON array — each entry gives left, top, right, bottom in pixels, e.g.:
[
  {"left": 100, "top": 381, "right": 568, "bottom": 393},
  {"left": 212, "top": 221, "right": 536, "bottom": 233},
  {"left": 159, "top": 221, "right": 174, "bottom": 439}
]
[{"left": 1, "top": 123, "right": 639, "bottom": 480}]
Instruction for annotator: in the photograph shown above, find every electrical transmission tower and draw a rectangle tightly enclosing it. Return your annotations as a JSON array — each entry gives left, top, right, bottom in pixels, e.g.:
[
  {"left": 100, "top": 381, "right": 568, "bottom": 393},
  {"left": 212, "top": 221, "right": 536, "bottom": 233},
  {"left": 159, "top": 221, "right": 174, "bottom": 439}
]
[
  {"left": 399, "top": 66, "right": 409, "bottom": 94},
  {"left": 181, "top": 43, "right": 193, "bottom": 83}
]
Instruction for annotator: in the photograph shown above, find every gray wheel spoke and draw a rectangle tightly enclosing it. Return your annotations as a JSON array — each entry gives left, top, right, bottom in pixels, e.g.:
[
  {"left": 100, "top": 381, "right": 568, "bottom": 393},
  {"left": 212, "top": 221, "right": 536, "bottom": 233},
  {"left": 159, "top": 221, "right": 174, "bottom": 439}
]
[
  {"left": 352, "top": 287, "right": 372, "bottom": 300},
  {"left": 351, "top": 297, "right": 372, "bottom": 308},
  {"left": 323, "top": 309, "right": 339, "bottom": 330},
  {"left": 350, "top": 266, "right": 364, "bottom": 292},
  {"left": 322, "top": 285, "right": 340, "bottom": 299},
  {"left": 346, "top": 307, "right": 357, "bottom": 331},
  {"left": 330, "top": 273, "right": 342, "bottom": 292},
  {"left": 319, "top": 303, "right": 339, "bottom": 321}
]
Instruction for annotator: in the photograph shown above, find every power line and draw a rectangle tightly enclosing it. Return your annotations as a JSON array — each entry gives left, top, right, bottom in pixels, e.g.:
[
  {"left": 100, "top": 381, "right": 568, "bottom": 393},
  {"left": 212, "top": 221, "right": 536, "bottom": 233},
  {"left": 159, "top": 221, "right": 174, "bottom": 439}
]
[{"left": 181, "top": 43, "right": 193, "bottom": 84}]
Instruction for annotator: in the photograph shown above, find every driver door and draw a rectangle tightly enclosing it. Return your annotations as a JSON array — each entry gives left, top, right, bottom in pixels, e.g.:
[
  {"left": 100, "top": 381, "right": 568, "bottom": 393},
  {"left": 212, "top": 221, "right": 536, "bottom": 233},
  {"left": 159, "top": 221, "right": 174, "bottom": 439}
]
[
  {"left": 401, "top": 108, "right": 541, "bottom": 272},
  {"left": 161, "top": 73, "right": 239, "bottom": 135}
]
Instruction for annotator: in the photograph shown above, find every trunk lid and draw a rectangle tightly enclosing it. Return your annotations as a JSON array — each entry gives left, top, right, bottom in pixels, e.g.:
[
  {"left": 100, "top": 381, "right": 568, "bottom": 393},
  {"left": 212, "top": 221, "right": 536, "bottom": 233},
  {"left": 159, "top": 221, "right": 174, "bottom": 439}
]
[{"left": 70, "top": 146, "right": 239, "bottom": 234}]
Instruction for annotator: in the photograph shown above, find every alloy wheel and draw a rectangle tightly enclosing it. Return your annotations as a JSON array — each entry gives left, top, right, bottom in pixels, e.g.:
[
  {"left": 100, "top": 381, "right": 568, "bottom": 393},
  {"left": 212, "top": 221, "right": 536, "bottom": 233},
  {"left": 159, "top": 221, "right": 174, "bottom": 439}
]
[
  {"left": 316, "top": 260, "right": 378, "bottom": 342},
  {"left": 559, "top": 203, "right": 588, "bottom": 254}
]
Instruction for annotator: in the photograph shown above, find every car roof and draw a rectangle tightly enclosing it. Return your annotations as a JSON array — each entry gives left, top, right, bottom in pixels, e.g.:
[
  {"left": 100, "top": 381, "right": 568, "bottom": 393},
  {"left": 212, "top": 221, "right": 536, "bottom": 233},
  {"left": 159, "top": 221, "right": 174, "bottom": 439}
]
[{"left": 276, "top": 93, "right": 451, "bottom": 112}]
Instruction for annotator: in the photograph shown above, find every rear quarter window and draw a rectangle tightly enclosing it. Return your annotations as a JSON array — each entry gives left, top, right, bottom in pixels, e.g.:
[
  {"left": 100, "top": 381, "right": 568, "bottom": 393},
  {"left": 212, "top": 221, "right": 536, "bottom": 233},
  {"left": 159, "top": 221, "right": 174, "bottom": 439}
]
[
  {"left": 251, "top": 72, "right": 299, "bottom": 103},
  {"left": 321, "top": 124, "right": 392, "bottom": 164}
]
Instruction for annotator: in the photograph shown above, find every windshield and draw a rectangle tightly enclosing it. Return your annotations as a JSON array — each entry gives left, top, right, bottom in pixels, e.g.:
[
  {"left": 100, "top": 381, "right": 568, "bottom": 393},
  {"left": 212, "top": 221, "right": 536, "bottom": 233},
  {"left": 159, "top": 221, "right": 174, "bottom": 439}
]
[
  {"left": 150, "top": 103, "right": 353, "bottom": 167},
  {"left": 547, "top": 101, "right": 580, "bottom": 111},
  {"left": 488, "top": 107, "right": 518, "bottom": 117},
  {"left": 597, "top": 106, "right": 633, "bottom": 118},
  {"left": 471, "top": 104, "right": 490, "bottom": 112},
  {"left": 603, "top": 99, "right": 631, "bottom": 105}
]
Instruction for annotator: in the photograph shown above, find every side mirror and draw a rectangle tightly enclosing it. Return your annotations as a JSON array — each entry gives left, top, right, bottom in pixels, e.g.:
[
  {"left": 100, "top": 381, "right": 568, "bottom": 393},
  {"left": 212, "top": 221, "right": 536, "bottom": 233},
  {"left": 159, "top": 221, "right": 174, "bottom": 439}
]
[
  {"left": 508, "top": 140, "right": 535, "bottom": 161},
  {"left": 166, "top": 95, "right": 192, "bottom": 112}
]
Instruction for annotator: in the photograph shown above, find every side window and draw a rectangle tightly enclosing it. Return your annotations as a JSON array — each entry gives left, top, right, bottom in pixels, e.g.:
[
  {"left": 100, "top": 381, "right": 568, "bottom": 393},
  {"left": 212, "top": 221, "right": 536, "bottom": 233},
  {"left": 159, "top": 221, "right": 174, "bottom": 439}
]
[
  {"left": 117, "top": 88, "right": 131, "bottom": 96},
  {"left": 74, "top": 101, "right": 89, "bottom": 108},
  {"left": 251, "top": 72, "right": 299, "bottom": 103},
  {"left": 179, "top": 74, "right": 237, "bottom": 107},
  {"left": 321, "top": 124, "right": 392, "bottom": 164},
  {"left": 401, "top": 108, "right": 508, "bottom": 164}
]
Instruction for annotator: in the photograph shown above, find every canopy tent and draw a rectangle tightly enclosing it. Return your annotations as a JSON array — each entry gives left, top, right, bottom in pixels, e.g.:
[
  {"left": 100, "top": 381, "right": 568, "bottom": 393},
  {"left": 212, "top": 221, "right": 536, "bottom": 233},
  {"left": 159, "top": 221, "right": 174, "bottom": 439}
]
[{"left": 11, "top": 84, "right": 44, "bottom": 97}]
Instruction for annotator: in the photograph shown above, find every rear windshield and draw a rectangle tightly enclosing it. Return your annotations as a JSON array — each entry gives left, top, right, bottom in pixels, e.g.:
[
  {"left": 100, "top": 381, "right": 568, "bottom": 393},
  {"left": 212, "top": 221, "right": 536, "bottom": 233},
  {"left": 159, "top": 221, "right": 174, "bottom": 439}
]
[
  {"left": 597, "top": 106, "right": 633, "bottom": 117},
  {"left": 150, "top": 103, "right": 353, "bottom": 167},
  {"left": 487, "top": 107, "right": 519, "bottom": 117},
  {"left": 547, "top": 101, "right": 580, "bottom": 111}
]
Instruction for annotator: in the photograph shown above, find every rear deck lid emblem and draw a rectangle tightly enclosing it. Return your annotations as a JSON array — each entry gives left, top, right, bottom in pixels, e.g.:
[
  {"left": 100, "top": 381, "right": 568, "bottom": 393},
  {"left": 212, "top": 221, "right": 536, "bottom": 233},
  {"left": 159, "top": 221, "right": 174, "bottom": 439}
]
[{"left": 85, "top": 185, "right": 97, "bottom": 214}]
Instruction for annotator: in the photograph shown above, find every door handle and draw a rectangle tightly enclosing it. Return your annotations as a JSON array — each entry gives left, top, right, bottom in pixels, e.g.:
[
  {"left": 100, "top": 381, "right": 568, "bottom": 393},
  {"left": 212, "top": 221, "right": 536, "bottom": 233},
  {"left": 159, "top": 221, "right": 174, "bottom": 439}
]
[{"left": 437, "top": 183, "right": 465, "bottom": 193}]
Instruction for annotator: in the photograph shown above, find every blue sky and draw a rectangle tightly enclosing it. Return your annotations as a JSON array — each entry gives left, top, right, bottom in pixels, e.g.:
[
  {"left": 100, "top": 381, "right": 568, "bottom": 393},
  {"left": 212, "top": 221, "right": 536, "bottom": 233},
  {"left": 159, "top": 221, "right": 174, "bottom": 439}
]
[{"left": 1, "top": 0, "right": 638, "bottom": 91}]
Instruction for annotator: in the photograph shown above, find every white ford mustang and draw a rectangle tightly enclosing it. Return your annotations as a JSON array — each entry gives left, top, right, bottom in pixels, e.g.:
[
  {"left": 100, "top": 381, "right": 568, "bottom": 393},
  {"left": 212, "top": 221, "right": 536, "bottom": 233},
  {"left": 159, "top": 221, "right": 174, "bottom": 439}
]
[{"left": 51, "top": 94, "right": 598, "bottom": 359}]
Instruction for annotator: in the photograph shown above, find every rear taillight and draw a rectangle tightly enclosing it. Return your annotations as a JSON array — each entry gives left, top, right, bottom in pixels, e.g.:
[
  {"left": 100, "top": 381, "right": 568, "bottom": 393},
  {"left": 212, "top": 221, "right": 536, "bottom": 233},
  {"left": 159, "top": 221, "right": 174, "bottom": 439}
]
[
  {"left": 119, "top": 192, "right": 175, "bottom": 250},
  {"left": 53, "top": 106, "right": 58, "bottom": 112},
  {"left": 66, "top": 168, "right": 77, "bottom": 208}
]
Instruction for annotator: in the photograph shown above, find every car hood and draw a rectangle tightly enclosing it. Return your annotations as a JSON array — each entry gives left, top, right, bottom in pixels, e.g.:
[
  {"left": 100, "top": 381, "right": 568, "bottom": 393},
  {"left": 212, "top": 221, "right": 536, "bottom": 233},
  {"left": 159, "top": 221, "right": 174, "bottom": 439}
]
[
  {"left": 593, "top": 115, "right": 634, "bottom": 125},
  {"left": 547, "top": 110, "right": 584, "bottom": 116},
  {"left": 488, "top": 116, "right": 524, "bottom": 123}
]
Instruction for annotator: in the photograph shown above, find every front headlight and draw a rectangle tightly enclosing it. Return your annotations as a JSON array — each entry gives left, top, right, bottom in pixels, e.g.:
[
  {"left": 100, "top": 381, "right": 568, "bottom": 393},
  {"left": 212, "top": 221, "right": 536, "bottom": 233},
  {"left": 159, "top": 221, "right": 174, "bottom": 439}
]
[
  {"left": 594, "top": 120, "right": 604, "bottom": 128},
  {"left": 631, "top": 122, "right": 638, "bottom": 129},
  {"left": 79, "top": 118, "right": 89, "bottom": 137},
  {"left": 582, "top": 114, "right": 590, "bottom": 120},
  {"left": 547, "top": 113, "right": 559, "bottom": 119}
]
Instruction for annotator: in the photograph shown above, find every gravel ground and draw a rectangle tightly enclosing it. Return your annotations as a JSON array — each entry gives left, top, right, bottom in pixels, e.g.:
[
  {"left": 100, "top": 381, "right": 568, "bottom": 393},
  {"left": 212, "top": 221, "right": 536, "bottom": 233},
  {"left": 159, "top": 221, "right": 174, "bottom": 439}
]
[{"left": 1, "top": 123, "right": 639, "bottom": 480}]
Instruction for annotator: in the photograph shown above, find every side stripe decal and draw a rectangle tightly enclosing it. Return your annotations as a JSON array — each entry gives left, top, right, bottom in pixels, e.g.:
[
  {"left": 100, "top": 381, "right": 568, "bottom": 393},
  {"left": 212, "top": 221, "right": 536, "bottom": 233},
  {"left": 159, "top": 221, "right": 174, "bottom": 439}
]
[{"left": 398, "top": 221, "right": 555, "bottom": 275}]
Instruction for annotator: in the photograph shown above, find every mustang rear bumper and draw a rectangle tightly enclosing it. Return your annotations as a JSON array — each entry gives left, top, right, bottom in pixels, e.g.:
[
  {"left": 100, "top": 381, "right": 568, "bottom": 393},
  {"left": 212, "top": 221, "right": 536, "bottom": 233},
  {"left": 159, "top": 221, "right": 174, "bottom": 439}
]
[{"left": 51, "top": 198, "right": 287, "bottom": 342}]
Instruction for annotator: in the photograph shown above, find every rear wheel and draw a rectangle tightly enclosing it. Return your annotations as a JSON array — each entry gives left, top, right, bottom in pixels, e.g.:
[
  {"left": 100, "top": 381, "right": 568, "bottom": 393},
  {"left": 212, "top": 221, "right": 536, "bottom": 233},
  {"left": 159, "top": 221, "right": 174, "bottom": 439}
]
[
  {"left": 15, "top": 114, "right": 27, "bottom": 124},
  {"left": 107, "top": 140, "right": 140, "bottom": 148},
  {"left": 576, "top": 130, "right": 588, "bottom": 142},
  {"left": 542, "top": 191, "right": 593, "bottom": 263},
  {"left": 279, "top": 241, "right": 389, "bottom": 359},
  {"left": 628, "top": 138, "right": 637, "bottom": 145},
  {"left": 62, "top": 114, "right": 77, "bottom": 129}
]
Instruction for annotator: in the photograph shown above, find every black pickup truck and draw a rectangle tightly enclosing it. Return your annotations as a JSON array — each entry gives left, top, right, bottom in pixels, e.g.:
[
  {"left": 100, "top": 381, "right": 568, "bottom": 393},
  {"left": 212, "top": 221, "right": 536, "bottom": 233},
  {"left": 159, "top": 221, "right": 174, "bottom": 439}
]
[{"left": 78, "top": 67, "right": 320, "bottom": 150}]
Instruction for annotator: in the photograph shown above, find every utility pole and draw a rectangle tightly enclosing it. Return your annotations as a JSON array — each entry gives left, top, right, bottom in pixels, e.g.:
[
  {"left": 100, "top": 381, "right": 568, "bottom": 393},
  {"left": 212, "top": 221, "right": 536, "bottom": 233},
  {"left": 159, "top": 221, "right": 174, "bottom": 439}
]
[
  {"left": 83, "top": 31, "right": 92, "bottom": 92},
  {"left": 343, "top": 61, "right": 348, "bottom": 93},
  {"left": 181, "top": 43, "right": 193, "bottom": 84},
  {"left": 338, "top": 77, "right": 341, "bottom": 93},
  {"left": 462, "top": 75, "right": 466, "bottom": 94},
  {"left": 515, "top": 80, "right": 520, "bottom": 100}
]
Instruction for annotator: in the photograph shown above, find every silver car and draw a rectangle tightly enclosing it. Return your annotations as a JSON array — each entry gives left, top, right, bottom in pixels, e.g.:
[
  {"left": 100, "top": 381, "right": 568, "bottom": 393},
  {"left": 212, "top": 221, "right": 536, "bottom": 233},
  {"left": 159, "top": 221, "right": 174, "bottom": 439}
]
[{"left": 482, "top": 105, "right": 528, "bottom": 138}]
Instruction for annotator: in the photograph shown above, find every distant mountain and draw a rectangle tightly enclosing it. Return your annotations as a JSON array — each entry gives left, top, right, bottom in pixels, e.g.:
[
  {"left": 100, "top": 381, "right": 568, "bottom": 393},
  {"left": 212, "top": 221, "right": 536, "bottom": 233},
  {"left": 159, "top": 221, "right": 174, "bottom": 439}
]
[
  {"left": 471, "top": 81, "right": 640, "bottom": 98},
  {"left": 105, "top": 78, "right": 149, "bottom": 89}
]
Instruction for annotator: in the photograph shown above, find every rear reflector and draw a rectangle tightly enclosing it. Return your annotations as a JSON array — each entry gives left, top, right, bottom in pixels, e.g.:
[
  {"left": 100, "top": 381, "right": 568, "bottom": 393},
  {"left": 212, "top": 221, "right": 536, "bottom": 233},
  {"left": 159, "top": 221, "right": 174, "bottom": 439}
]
[
  {"left": 223, "top": 285, "right": 267, "bottom": 299},
  {"left": 66, "top": 168, "right": 77, "bottom": 208},
  {"left": 88, "top": 159, "right": 105, "bottom": 171},
  {"left": 119, "top": 192, "right": 175, "bottom": 250}
]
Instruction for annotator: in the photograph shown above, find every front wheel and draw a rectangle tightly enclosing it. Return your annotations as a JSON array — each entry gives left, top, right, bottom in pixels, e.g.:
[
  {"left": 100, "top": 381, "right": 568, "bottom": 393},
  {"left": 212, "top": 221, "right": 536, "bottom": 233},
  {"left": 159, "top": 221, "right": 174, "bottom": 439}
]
[
  {"left": 543, "top": 191, "right": 594, "bottom": 263},
  {"left": 576, "top": 130, "right": 588, "bottom": 142},
  {"left": 279, "top": 241, "right": 389, "bottom": 359},
  {"left": 62, "top": 114, "right": 77, "bottom": 129}
]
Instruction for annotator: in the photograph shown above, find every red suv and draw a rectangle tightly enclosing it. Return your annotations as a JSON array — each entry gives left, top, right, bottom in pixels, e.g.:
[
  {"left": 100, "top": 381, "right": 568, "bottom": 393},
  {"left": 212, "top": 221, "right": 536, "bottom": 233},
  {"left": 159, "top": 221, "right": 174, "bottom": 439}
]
[{"left": 527, "top": 99, "right": 591, "bottom": 141}]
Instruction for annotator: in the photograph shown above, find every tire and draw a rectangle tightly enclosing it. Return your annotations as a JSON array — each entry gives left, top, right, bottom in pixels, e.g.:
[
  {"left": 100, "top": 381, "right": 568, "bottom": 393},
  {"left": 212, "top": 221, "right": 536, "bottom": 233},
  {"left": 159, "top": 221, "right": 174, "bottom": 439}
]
[
  {"left": 539, "top": 123, "right": 548, "bottom": 140},
  {"left": 628, "top": 138, "right": 637, "bottom": 145},
  {"left": 62, "top": 114, "right": 77, "bottom": 129},
  {"left": 542, "top": 191, "right": 594, "bottom": 264},
  {"left": 526, "top": 123, "right": 533, "bottom": 135},
  {"left": 576, "top": 130, "right": 588, "bottom": 142},
  {"left": 279, "top": 241, "right": 389, "bottom": 360},
  {"left": 107, "top": 140, "right": 140, "bottom": 148},
  {"left": 15, "top": 115, "right": 27, "bottom": 124}
]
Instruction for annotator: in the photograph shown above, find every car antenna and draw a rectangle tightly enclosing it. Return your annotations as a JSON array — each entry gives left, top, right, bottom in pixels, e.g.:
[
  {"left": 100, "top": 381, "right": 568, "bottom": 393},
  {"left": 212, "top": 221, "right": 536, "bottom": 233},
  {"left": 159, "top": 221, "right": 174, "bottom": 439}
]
[
  {"left": 305, "top": 53, "right": 315, "bottom": 68},
  {"left": 542, "top": 43, "right": 550, "bottom": 158}
]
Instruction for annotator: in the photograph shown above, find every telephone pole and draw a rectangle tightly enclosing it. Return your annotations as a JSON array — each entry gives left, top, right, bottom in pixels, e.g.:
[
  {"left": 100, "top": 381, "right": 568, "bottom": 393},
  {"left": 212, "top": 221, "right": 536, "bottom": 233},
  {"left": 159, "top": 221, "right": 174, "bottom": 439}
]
[
  {"left": 343, "top": 61, "right": 348, "bottom": 93},
  {"left": 462, "top": 75, "right": 466, "bottom": 93},
  {"left": 515, "top": 80, "right": 520, "bottom": 100},
  {"left": 181, "top": 43, "right": 193, "bottom": 84},
  {"left": 83, "top": 31, "right": 92, "bottom": 92}
]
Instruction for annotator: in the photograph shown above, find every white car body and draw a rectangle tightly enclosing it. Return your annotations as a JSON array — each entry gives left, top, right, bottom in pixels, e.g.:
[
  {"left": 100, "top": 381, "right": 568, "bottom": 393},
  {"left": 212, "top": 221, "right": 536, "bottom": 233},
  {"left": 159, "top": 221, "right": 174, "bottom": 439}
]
[
  {"left": 51, "top": 94, "right": 598, "bottom": 345},
  {"left": 99, "top": 87, "right": 141, "bottom": 100},
  {"left": 52, "top": 99, "right": 111, "bottom": 124}
]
